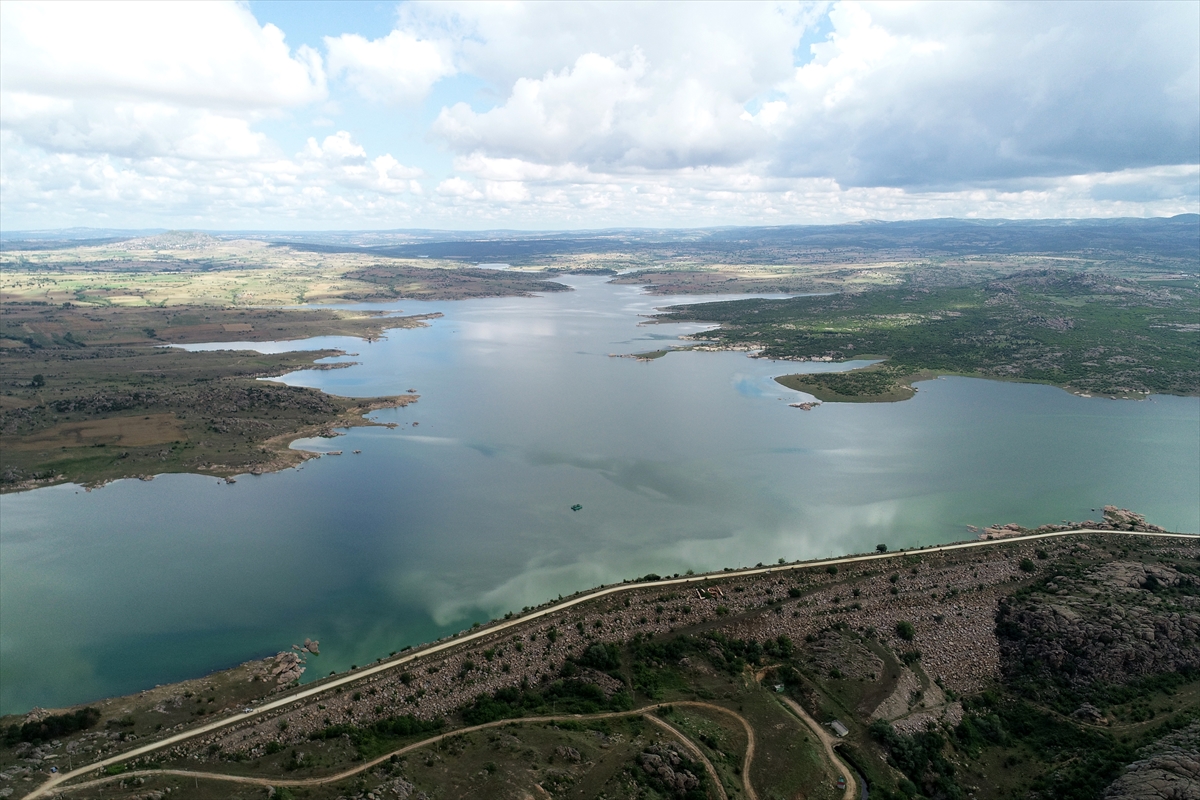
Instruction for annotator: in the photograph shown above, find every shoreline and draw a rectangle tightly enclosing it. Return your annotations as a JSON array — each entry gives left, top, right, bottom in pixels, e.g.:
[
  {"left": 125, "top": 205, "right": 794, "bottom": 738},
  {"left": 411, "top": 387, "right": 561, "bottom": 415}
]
[
  {"left": 9, "top": 524, "right": 1195, "bottom": 720},
  {"left": 11, "top": 525, "right": 1200, "bottom": 800},
  {"left": 0, "top": 309, "right": 438, "bottom": 494}
]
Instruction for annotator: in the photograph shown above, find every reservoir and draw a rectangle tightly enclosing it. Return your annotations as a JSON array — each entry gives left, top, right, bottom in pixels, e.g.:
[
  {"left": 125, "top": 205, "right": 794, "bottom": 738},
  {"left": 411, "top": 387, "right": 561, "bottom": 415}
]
[{"left": 2, "top": 277, "right": 1197, "bottom": 714}]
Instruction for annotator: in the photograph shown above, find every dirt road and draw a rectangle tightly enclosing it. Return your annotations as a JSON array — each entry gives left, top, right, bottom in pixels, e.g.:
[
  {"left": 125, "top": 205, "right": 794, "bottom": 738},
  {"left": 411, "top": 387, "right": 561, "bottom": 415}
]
[
  {"left": 778, "top": 696, "right": 856, "bottom": 800},
  {"left": 30, "top": 701, "right": 754, "bottom": 800}
]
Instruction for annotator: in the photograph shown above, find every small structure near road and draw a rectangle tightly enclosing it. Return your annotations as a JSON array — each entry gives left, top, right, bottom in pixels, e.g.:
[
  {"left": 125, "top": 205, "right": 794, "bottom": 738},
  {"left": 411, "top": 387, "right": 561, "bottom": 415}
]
[{"left": 828, "top": 719, "right": 849, "bottom": 737}]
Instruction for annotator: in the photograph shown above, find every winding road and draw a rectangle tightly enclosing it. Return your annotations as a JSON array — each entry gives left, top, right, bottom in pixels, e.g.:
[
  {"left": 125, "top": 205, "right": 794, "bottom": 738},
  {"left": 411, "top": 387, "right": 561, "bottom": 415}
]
[
  {"left": 23, "top": 528, "right": 1195, "bottom": 799},
  {"left": 27, "top": 702, "right": 752, "bottom": 800}
]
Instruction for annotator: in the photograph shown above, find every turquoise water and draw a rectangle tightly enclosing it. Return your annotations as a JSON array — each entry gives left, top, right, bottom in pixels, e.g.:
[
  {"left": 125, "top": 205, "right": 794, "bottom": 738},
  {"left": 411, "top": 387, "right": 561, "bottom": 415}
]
[{"left": 2, "top": 277, "right": 1197, "bottom": 714}]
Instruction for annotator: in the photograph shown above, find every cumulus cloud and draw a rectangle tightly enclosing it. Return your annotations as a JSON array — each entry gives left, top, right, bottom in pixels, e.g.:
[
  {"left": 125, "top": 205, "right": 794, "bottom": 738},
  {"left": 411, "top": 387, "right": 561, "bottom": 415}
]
[
  {"left": 424, "top": 1, "right": 1199, "bottom": 188},
  {"left": 770, "top": 1, "right": 1200, "bottom": 187},
  {"left": 0, "top": 1, "right": 325, "bottom": 110},
  {"left": 302, "top": 132, "right": 424, "bottom": 194},
  {"left": 0, "top": 129, "right": 424, "bottom": 228},
  {"left": 325, "top": 29, "right": 456, "bottom": 105},
  {"left": 402, "top": 1, "right": 817, "bottom": 104},
  {"left": 1, "top": 0, "right": 1195, "bottom": 229},
  {"left": 423, "top": 1, "right": 818, "bottom": 169},
  {"left": 0, "top": 0, "right": 325, "bottom": 162}
]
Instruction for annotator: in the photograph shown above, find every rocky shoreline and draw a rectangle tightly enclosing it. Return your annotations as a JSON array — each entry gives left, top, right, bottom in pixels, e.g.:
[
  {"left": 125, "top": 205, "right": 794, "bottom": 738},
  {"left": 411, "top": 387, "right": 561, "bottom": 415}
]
[{"left": 978, "top": 505, "right": 1167, "bottom": 540}]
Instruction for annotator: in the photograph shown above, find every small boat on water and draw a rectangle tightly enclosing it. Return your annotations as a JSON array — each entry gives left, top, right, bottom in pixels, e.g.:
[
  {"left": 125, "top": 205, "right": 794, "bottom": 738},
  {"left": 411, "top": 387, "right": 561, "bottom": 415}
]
[{"left": 571, "top": 504, "right": 583, "bottom": 511}]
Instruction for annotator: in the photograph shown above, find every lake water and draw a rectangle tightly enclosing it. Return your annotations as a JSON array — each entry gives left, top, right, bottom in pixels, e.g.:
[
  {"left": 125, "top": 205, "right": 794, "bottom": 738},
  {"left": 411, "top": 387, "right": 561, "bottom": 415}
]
[{"left": 2, "top": 277, "right": 1197, "bottom": 714}]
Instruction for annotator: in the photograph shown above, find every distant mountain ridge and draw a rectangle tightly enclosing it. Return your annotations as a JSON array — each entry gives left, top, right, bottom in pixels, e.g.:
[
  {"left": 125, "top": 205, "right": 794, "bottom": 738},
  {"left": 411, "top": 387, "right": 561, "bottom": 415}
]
[{"left": 4, "top": 215, "right": 1196, "bottom": 266}]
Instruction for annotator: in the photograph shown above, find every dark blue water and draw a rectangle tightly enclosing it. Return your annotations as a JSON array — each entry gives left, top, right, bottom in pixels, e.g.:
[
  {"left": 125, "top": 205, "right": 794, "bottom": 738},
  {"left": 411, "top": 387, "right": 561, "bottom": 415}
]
[{"left": 2, "top": 277, "right": 1197, "bottom": 713}]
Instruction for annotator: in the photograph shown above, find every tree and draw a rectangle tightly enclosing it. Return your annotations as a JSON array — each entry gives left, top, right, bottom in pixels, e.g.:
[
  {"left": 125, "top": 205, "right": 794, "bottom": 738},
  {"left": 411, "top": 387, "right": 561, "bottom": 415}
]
[
  {"left": 876, "top": 544, "right": 888, "bottom": 553},
  {"left": 31, "top": 374, "right": 45, "bottom": 388},
  {"left": 896, "top": 621, "right": 916, "bottom": 641}
]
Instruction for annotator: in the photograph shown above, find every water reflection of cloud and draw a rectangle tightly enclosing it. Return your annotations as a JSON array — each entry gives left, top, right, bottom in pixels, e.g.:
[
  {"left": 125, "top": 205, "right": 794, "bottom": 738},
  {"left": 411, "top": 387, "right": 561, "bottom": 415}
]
[
  {"left": 525, "top": 451, "right": 739, "bottom": 507},
  {"left": 460, "top": 319, "right": 558, "bottom": 342},
  {"left": 399, "top": 435, "right": 461, "bottom": 446},
  {"left": 416, "top": 499, "right": 911, "bottom": 624}
]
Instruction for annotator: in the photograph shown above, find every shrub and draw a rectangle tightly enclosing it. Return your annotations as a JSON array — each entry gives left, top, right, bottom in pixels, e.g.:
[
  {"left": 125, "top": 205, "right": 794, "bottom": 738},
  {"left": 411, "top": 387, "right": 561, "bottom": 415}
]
[
  {"left": 5, "top": 707, "right": 101, "bottom": 745},
  {"left": 877, "top": 544, "right": 888, "bottom": 553},
  {"left": 1019, "top": 558, "right": 1036, "bottom": 573},
  {"left": 895, "top": 621, "right": 916, "bottom": 641},
  {"left": 576, "top": 642, "right": 621, "bottom": 672}
]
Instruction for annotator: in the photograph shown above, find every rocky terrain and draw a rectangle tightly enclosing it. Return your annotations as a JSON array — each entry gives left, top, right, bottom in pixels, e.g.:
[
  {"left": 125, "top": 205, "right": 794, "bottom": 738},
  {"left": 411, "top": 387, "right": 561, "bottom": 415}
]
[
  {"left": 998, "top": 554, "right": 1199, "bottom": 697},
  {"left": 1104, "top": 722, "right": 1200, "bottom": 800}
]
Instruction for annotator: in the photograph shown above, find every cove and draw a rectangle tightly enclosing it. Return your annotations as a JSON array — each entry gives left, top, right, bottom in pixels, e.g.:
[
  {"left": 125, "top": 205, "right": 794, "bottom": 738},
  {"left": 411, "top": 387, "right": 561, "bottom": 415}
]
[{"left": 2, "top": 277, "right": 1197, "bottom": 714}]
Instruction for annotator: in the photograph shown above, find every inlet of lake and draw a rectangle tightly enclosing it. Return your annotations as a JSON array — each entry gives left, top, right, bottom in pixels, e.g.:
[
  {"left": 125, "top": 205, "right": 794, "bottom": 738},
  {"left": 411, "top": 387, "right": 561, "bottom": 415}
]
[{"left": 2, "top": 277, "right": 1197, "bottom": 714}]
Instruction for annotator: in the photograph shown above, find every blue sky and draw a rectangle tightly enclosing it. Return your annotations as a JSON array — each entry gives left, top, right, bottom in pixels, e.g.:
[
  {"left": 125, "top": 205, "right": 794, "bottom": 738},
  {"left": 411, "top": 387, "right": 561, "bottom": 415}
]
[{"left": 1, "top": 1, "right": 1197, "bottom": 230}]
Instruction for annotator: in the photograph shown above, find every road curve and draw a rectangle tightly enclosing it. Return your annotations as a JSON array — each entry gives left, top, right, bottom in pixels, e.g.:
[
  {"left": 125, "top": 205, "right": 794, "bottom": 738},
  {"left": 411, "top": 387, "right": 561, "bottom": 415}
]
[
  {"left": 24, "top": 528, "right": 1195, "bottom": 799},
  {"left": 644, "top": 713, "right": 731, "bottom": 800},
  {"left": 33, "top": 702, "right": 752, "bottom": 800},
  {"left": 779, "top": 696, "right": 856, "bottom": 800}
]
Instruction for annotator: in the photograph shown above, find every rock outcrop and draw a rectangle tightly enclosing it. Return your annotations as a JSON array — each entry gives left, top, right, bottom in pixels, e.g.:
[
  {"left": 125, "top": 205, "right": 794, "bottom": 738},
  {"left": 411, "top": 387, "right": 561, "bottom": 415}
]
[
  {"left": 1103, "top": 722, "right": 1200, "bottom": 800},
  {"left": 271, "top": 652, "right": 305, "bottom": 685},
  {"left": 640, "top": 745, "right": 701, "bottom": 796},
  {"left": 998, "top": 560, "right": 1200, "bottom": 691},
  {"left": 982, "top": 506, "right": 1168, "bottom": 539}
]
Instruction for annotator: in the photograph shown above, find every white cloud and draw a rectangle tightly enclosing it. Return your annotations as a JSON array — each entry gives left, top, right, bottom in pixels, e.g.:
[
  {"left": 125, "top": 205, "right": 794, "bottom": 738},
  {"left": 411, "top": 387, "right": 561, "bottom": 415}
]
[
  {"left": 1, "top": 0, "right": 1195, "bottom": 229},
  {"left": 434, "top": 52, "right": 651, "bottom": 165},
  {"left": 325, "top": 29, "right": 456, "bottom": 106},
  {"left": 401, "top": 1, "right": 819, "bottom": 105},
  {"left": 418, "top": 0, "right": 1198, "bottom": 190},
  {"left": 0, "top": 1, "right": 326, "bottom": 163},
  {"left": 419, "top": 1, "right": 824, "bottom": 171},
  {"left": 768, "top": 1, "right": 1200, "bottom": 187},
  {"left": 301, "top": 132, "right": 424, "bottom": 195},
  {"left": 0, "top": 1, "right": 325, "bottom": 110},
  {"left": 436, "top": 177, "right": 483, "bottom": 200}
]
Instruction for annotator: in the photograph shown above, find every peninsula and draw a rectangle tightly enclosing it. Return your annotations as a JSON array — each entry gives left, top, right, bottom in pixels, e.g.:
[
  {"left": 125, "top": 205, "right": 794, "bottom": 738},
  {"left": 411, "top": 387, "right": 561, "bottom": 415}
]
[{"left": 0, "top": 232, "right": 575, "bottom": 491}]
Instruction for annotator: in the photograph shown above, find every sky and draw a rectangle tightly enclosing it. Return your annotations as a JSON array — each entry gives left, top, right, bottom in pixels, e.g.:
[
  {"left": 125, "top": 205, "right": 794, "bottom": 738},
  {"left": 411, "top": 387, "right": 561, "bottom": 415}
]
[{"left": 1, "top": 0, "right": 1197, "bottom": 231}]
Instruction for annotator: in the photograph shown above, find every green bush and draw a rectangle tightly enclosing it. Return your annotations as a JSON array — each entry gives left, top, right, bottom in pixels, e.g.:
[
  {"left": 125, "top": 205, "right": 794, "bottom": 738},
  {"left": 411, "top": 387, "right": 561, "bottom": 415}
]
[
  {"left": 4, "top": 707, "right": 101, "bottom": 746},
  {"left": 895, "top": 621, "right": 916, "bottom": 641}
]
